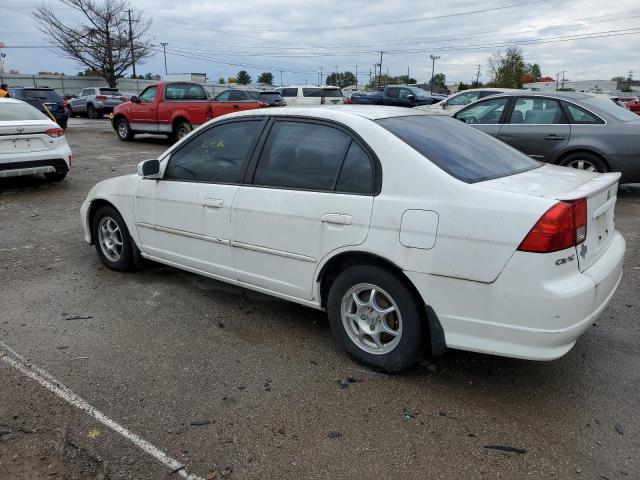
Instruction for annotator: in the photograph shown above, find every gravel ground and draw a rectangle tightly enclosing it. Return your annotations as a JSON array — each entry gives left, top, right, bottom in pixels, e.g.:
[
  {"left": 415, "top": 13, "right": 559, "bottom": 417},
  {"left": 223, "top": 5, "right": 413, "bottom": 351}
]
[{"left": 1, "top": 118, "right": 639, "bottom": 479}]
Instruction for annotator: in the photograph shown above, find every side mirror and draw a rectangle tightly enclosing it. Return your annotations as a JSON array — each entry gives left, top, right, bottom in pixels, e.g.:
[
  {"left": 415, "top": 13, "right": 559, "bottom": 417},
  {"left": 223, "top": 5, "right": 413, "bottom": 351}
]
[
  {"left": 130, "top": 95, "right": 140, "bottom": 103},
  {"left": 407, "top": 95, "right": 416, "bottom": 101},
  {"left": 137, "top": 159, "right": 160, "bottom": 179}
]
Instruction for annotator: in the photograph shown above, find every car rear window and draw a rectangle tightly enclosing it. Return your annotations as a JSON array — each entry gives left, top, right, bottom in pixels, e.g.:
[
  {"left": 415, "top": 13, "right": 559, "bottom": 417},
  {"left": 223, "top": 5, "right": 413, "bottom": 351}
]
[
  {"left": 20, "top": 89, "right": 62, "bottom": 102},
  {"left": 376, "top": 115, "right": 540, "bottom": 183},
  {"left": 99, "top": 88, "right": 122, "bottom": 95},
  {"left": 259, "top": 92, "right": 283, "bottom": 101},
  {"left": 303, "top": 88, "right": 343, "bottom": 98},
  {"left": 0, "top": 102, "right": 48, "bottom": 121}
]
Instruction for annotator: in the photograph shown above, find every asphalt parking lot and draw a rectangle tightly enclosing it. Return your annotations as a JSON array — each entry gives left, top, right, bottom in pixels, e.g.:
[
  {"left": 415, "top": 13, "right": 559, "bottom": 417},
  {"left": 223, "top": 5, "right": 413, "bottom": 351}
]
[{"left": 1, "top": 118, "right": 639, "bottom": 479}]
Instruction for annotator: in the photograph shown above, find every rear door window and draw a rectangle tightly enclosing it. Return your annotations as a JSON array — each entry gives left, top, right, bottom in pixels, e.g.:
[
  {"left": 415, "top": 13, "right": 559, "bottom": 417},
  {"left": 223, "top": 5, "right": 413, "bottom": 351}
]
[
  {"left": 377, "top": 115, "right": 539, "bottom": 183},
  {"left": 164, "top": 120, "right": 263, "bottom": 183},
  {"left": 229, "top": 90, "right": 247, "bottom": 101},
  {"left": 281, "top": 88, "right": 299, "bottom": 97},
  {"left": 253, "top": 121, "right": 351, "bottom": 191},
  {"left": 509, "top": 97, "right": 565, "bottom": 124},
  {"left": 214, "top": 90, "right": 231, "bottom": 101},
  {"left": 386, "top": 88, "right": 400, "bottom": 99},
  {"left": 564, "top": 102, "right": 604, "bottom": 124},
  {"left": 335, "top": 142, "right": 374, "bottom": 194}
]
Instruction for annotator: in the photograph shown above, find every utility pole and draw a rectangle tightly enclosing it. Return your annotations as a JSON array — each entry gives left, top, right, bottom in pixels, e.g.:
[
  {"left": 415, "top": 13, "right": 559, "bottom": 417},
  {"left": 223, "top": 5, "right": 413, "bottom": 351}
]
[
  {"left": 280, "top": 70, "right": 283, "bottom": 87},
  {"left": 355, "top": 64, "right": 358, "bottom": 88},
  {"left": 555, "top": 72, "right": 560, "bottom": 91},
  {"left": 561, "top": 70, "right": 567, "bottom": 90},
  {"left": 160, "top": 42, "right": 168, "bottom": 75},
  {"left": 429, "top": 54, "right": 440, "bottom": 94},
  {"left": 319, "top": 66, "right": 323, "bottom": 86},
  {"left": 475, "top": 64, "right": 481, "bottom": 86},
  {"left": 378, "top": 51, "right": 385, "bottom": 89},
  {"left": 407, "top": 66, "right": 410, "bottom": 83},
  {"left": 127, "top": 9, "right": 136, "bottom": 77},
  {"left": 369, "top": 69, "right": 372, "bottom": 86}
]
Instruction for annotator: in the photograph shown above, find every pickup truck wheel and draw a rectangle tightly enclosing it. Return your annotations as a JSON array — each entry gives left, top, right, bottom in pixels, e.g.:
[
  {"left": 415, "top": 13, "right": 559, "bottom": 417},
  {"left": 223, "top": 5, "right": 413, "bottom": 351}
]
[
  {"left": 173, "top": 121, "right": 192, "bottom": 142},
  {"left": 115, "top": 118, "right": 135, "bottom": 141}
]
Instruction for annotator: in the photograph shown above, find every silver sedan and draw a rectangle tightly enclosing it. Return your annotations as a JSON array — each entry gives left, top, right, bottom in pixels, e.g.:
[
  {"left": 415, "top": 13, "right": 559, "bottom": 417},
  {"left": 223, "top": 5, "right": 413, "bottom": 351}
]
[{"left": 453, "top": 91, "right": 640, "bottom": 183}]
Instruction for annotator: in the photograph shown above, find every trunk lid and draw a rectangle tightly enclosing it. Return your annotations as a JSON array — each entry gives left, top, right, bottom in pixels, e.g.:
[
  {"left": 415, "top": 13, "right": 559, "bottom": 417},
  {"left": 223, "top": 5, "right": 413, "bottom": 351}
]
[
  {"left": 480, "top": 164, "right": 620, "bottom": 271},
  {"left": 0, "top": 120, "right": 59, "bottom": 154}
]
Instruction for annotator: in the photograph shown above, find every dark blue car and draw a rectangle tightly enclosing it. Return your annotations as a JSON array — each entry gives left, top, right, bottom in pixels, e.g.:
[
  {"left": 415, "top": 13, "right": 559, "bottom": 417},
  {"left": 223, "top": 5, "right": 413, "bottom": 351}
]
[{"left": 9, "top": 87, "right": 69, "bottom": 129}]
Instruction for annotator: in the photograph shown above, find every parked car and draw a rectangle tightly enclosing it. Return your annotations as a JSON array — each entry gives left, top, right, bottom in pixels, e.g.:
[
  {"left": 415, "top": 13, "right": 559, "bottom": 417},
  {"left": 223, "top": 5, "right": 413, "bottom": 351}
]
[
  {"left": 0, "top": 98, "right": 71, "bottom": 181},
  {"left": 452, "top": 91, "right": 640, "bottom": 183},
  {"left": 80, "top": 106, "right": 624, "bottom": 372},
  {"left": 249, "top": 90, "right": 286, "bottom": 107},
  {"left": 609, "top": 96, "right": 629, "bottom": 109},
  {"left": 9, "top": 87, "right": 69, "bottom": 129},
  {"left": 68, "top": 87, "right": 127, "bottom": 119},
  {"left": 351, "top": 86, "right": 441, "bottom": 107},
  {"left": 111, "top": 82, "right": 267, "bottom": 142},
  {"left": 275, "top": 85, "right": 344, "bottom": 106},
  {"left": 417, "top": 88, "right": 521, "bottom": 115}
]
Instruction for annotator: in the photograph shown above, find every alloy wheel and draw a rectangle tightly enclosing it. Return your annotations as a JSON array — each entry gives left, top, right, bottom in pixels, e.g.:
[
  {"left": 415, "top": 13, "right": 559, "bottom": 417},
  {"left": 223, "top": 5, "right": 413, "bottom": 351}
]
[{"left": 98, "top": 216, "right": 124, "bottom": 262}]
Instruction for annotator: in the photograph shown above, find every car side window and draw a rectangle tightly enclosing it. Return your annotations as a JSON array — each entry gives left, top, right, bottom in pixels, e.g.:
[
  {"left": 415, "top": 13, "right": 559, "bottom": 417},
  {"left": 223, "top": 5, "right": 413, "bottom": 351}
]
[
  {"left": 165, "top": 83, "right": 208, "bottom": 100},
  {"left": 387, "top": 88, "right": 399, "bottom": 99},
  {"left": 81, "top": 89, "right": 91, "bottom": 96},
  {"left": 456, "top": 97, "right": 509, "bottom": 124},
  {"left": 229, "top": 90, "right": 246, "bottom": 101},
  {"left": 335, "top": 141, "right": 374, "bottom": 194},
  {"left": 510, "top": 97, "right": 565, "bottom": 124},
  {"left": 280, "top": 88, "right": 298, "bottom": 97},
  {"left": 564, "top": 102, "right": 604, "bottom": 125},
  {"left": 139, "top": 87, "right": 157, "bottom": 103},
  {"left": 399, "top": 89, "right": 412, "bottom": 99},
  {"left": 164, "top": 120, "right": 263, "bottom": 183},
  {"left": 214, "top": 90, "right": 231, "bottom": 101},
  {"left": 448, "top": 91, "right": 481, "bottom": 106},
  {"left": 253, "top": 121, "right": 351, "bottom": 191}
]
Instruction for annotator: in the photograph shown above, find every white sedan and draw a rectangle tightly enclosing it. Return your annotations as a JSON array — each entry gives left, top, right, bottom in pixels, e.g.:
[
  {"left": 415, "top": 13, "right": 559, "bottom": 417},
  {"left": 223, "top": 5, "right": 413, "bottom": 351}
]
[
  {"left": 81, "top": 106, "right": 625, "bottom": 372},
  {"left": 0, "top": 98, "right": 71, "bottom": 181}
]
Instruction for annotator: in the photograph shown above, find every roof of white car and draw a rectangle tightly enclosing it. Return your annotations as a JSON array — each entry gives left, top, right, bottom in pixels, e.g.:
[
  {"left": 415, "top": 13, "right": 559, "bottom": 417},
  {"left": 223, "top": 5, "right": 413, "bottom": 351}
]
[
  {"left": 0, "top": 97, "right": 23, "bottom": 104},
  {"left": 232, "top": 105, "right": 430, "bottom": 121}
]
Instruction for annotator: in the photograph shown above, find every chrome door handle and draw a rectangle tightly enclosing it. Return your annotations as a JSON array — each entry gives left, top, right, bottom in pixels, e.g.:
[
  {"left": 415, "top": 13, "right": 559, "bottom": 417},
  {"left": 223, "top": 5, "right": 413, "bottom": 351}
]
[
  {"left": 202, "top": 198, "right": 223, "bottom": 208},
  {"left": 321, "top": 213, "right": 352, "bottom": 225},
  {"left": 544, "top": 135, "right": 564, "bottom": 140}
]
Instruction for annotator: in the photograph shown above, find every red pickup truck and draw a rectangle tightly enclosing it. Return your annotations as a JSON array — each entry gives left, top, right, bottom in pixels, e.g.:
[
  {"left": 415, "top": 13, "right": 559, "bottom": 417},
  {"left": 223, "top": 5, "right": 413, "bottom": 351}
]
[{"left": 111, "top": 81, "right": 267, "bottom": 142}]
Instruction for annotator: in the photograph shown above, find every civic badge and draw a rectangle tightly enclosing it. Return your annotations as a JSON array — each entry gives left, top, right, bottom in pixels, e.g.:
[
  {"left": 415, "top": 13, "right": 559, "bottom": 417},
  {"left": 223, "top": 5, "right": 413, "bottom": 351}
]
[{"left": 16, "top": 127, "right": 24, "bottom": 134}]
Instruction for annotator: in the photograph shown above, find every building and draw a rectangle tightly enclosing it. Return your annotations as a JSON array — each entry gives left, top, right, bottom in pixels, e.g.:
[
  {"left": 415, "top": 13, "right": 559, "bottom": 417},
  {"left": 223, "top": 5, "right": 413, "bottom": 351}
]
[{"left": 523, "top": 80, "right": 619, "bottom": 94}]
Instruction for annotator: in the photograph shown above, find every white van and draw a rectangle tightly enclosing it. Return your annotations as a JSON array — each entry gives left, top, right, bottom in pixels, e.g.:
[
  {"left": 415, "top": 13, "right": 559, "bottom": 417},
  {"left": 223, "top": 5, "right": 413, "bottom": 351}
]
[{"left": 276, "top": 86, "right": 344, "bottom": 106}]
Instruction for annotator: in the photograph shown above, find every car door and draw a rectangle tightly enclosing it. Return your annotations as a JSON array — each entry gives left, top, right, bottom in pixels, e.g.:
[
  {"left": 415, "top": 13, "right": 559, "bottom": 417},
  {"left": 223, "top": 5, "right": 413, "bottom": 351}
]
[
  {"left": 133, "top": 118, "right": 265, "bottom": 279},
  {"left": 73, "top": 89, "right": 92, "bottom": 112},
  {"left": 385, "top": 87, "right": 402, "bottom": 107},
  {"left": 229, "top": 90, "right": 258, "bottom": 113},
  {"left": 231, "top": 118, "right": 376, "bottom": 301},
  {"left": 498, "top": 96, "right": 570, "bottom": 163},
  {"left": 453, "top": 96, "right": 510, "bottom": 138},
  {"left": 128, "top": 86, "right": 159, "bottom": 132}
]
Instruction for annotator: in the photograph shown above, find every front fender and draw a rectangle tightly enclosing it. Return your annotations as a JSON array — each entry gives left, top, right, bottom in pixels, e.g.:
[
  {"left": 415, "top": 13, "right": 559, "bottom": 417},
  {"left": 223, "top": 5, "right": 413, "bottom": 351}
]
[{"left": 80, "top": 174, "right": 142, "bottom": 246}]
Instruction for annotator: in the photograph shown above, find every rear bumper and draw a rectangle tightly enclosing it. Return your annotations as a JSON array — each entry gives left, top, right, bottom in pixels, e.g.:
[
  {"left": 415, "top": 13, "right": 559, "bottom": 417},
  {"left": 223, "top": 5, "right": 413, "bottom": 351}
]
[{"left": 405, "top": 231, "right": 626, "bottom": 360}]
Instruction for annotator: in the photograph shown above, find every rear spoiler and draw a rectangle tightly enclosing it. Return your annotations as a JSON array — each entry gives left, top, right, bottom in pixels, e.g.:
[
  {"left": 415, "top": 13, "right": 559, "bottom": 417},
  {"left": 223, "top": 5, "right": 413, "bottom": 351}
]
[{"left": 556, "top": 172, "right": 621, "bottom": 201}]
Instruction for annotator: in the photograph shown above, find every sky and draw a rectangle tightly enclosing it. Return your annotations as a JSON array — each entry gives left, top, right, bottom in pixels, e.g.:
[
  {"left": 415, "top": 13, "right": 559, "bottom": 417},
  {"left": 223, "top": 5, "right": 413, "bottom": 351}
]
[{"left": 1, "top": 0, "right": 639, "bottom": 86}]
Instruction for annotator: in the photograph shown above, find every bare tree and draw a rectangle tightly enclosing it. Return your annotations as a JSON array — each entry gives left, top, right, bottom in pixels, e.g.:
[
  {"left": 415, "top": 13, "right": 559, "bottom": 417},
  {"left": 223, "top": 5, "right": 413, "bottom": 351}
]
[{"left": 32, "top": 0, "right": 152, "bottom": 87}]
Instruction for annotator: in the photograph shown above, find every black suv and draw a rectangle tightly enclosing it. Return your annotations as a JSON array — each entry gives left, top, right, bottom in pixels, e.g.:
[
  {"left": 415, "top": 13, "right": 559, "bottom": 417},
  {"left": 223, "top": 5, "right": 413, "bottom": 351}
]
[{"left": 9, "top": 87, "right": 69, "bottom": 129}]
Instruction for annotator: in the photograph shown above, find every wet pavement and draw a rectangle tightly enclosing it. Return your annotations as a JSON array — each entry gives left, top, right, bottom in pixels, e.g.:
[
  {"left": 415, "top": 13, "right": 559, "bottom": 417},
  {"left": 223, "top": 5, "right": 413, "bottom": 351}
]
[{"left": 1, "top": 118, "right": 639, "bottom": 479}]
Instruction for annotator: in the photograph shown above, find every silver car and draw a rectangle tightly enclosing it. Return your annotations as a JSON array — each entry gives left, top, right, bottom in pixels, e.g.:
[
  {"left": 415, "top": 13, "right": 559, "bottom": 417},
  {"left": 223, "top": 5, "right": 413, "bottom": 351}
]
[
  {"left": 453, "top": 91, "right": 640, "bottom": 183},
  {"left": 68, "top": 87, "right": 126, "bottom": 119}
]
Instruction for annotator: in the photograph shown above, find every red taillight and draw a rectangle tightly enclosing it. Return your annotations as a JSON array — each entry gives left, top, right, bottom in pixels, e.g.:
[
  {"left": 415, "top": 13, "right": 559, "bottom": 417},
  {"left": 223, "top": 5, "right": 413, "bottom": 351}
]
[
  {"left": 45, "top": 128, "right": 65, "bottom": 138},
  {"left": 518, "top": 199, "right": 587, "bottom": 253},
  {"left": 96, "top": 95, "right": 107, "bottom": 100},
  {"left": 63, "top": 98, "right": 69, "bottom": 108},
  {"left": 258, "top": 101, "right": 268, "bottom": 108}
]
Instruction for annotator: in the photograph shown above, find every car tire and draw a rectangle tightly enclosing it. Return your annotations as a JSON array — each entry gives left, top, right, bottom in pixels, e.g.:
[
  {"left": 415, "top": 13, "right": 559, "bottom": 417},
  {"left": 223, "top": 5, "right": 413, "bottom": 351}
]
[
  {"left": 172, "top": 121, "right": 192, "bottom": 143},
  {"left": 327, "top": 264, "right": 424, "bottom": 372},
  {"left": 559, "top": 152, "right": 609, "bottom": 173},
  {"left": 44, "top": 170, "right": 67, "bottom": 182},
  {"left": 58, "top": 118, "right": 68, "bottom": 130},
  {"left": 115, "top": 118, "right": 135, "bottom": 141},
  {"left": 68, "top": 106, "right": 76, "bottom": 117},
  {"left": 91, "top": 205, "right": 135, "bottom": 272},
  {"left": 87, "top": 104, "right": 98, "bottom": 119}
]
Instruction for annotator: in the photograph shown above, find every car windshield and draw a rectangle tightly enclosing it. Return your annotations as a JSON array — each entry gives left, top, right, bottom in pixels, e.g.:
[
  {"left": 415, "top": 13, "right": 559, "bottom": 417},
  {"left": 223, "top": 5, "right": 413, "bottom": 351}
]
[
  {"left": 580, "top": 96, "right": 640, "bottom": 122},
  {"left": 21, "top": 89, "right": 61, "bottom": 102},
  {"left": 376, "top": 115, "right": 540, "bottom": 183},
  {"left": 406, "top": 87, "right": 432, "bottom": 98},
  {"left": 0, "top": 102, "right": 49, "bottom": 121}
]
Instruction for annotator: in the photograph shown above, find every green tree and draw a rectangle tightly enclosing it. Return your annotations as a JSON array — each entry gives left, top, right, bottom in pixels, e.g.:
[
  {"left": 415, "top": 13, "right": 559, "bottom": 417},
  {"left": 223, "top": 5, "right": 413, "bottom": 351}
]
[
  {"left": 458, "top": 82, "right": 469, "bottom": 91},
  {"left": 529, "top": 63, "right": 542, "bottom": 81},
  {"left": 430, "top": 72, "right": 446, "bottom": 88},
  {"left": 326, "top": 71, "right": 358, "bottom": 88},
  {"left": 237, "top": 70, "right": 251, "bottom": 85},
  {"left": 257, "top": 72, "right": 274, "bottom": 85},
  {"left": 488, "top": 47, "right": 526, "bottom": 88},
  {"left": 218, "top": 77, "right": 225, "bottom": 84},
  {"left": 611, "top": 76, "right": 626, "bottom": 82}
]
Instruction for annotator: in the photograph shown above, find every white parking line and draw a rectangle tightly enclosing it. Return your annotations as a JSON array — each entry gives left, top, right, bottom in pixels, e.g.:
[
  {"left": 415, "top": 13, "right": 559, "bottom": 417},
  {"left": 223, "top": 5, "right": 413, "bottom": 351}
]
[{"left": 0, "top": 340, "right": 204, "bottom": 480}]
